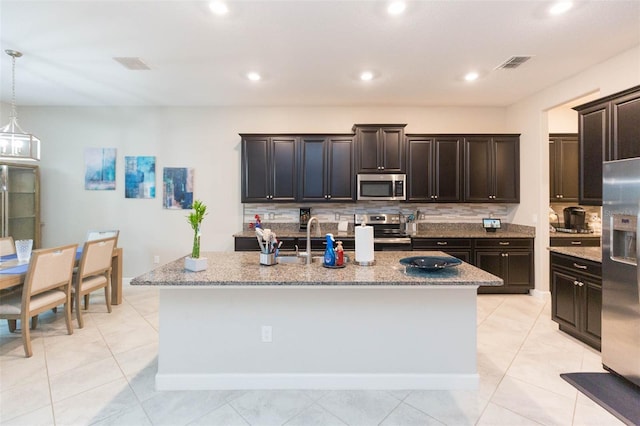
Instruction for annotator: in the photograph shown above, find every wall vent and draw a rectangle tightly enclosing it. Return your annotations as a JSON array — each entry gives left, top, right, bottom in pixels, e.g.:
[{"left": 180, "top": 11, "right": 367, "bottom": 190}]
[
  {"left": 113, "top": 57, "right": 151, "bottom": 70},
  {"left": 495, "top": 56, "right": 532, "bottom": 70}
]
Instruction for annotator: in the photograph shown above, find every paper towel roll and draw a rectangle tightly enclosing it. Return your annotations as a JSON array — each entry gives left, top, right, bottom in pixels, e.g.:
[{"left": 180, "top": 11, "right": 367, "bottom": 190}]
[{"left": 355, "top": 225, "right": 374, "bottom": 264}]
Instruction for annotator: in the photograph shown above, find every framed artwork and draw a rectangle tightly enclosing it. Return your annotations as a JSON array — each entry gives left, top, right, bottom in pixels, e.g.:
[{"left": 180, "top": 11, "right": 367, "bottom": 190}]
[
  {"left": 163, "top": 167, "right": 194, "bottom": 209},
  {"left": 125, "top": 156, "right": 156, "bottom": 199},
  {"left": 85, "top": 148, "right": 116, "bottom": 190}
]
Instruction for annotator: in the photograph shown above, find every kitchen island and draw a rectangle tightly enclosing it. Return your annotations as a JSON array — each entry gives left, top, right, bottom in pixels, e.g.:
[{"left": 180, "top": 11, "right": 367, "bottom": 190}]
[{"left": 131, "top": 251, "right": 502, "bottom": 391}]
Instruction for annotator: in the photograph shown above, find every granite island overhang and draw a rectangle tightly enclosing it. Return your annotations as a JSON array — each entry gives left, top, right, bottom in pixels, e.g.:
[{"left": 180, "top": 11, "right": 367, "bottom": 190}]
[{"left": 132, "top": 251, "right": 503, "bottom": 391}]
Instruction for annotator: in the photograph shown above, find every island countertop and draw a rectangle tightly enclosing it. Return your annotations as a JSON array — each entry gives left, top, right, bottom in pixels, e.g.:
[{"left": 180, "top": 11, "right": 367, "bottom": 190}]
[{"left": 131, "top": 251, "right": 503, "bottom": 287}]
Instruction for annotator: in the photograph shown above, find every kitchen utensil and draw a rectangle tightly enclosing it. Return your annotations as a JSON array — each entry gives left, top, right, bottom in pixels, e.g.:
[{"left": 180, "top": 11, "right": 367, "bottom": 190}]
[{"left": 399, "top": 255, "right": 462, "bottom": 272}]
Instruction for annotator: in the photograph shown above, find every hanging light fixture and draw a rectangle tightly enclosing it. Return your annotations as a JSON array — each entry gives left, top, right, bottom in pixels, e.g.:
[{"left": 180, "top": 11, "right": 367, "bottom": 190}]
[{"left": 0, "top": 50, "right": 40, "bottom": 161}]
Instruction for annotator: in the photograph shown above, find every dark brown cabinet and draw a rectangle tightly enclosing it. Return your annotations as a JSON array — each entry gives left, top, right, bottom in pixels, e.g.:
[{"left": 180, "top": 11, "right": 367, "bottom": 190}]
[
  {"left": 549, "top": 134, "right": 578, "bottom": 202},
  {"left": 550, "top": 252, "right": 602, "bottom": 350},
  {"left": 241, "top": 135, "right": 298, "bottom": 202},
  {"left": 549, "top": 236, "right": 600, "bottom": 247},
  {"left": 412, "top": 238, "right": 471, "bottom": 262},
  {"left": 406, "top": 136, "right": 462, "bottom": 202},
  {"left": 299, "top": 135, "right": 355, "bottom": 202},
  {"left": 575, "top": 85, "right": 640, "bottom": 205},
  {"left": 474, "top": 238, "right": 533, "bottom": 294},
  {"left": 463, "top": 136, "right": 519, "bottom": 203},
  {"left": 354, "top": 124, "right": 406, "bottom": 173}
]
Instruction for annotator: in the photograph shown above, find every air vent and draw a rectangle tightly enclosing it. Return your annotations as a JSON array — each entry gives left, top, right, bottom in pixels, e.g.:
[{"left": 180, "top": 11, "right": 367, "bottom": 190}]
[
  {"left": 113, "top": 57, "right": 150, "bottom": 70},
  {"left": 495, "top": 56, "right": 532, "bottom": 70}
]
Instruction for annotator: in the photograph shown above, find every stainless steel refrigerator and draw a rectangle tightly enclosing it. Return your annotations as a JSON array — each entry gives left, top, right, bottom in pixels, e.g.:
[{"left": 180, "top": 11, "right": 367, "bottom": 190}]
[
  {"left": 0, "top": 163, "right": 40, "bottom": 248},
  {"left": 602, "top": 157, "right": 640, "bottom": 387}
]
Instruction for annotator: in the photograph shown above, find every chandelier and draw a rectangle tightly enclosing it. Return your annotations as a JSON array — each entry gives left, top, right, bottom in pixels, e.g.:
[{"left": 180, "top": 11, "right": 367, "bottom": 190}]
[{"left": 0, "top": 50, "right": 40, "bottom": 161}]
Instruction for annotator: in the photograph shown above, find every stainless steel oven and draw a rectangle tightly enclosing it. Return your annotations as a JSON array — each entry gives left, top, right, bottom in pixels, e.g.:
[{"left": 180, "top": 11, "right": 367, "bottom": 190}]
[
  {"left": 356, "top": 174, "right": 406, "bottom": 201},
  {"left": 354, "top": 213, "right": 412, "bottom": 251}
]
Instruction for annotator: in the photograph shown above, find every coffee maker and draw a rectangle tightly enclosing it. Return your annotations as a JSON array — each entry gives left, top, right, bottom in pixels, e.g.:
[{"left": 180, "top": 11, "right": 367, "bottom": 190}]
[{"left": 563, "top": 206, "right": 586, "bottom": 231}]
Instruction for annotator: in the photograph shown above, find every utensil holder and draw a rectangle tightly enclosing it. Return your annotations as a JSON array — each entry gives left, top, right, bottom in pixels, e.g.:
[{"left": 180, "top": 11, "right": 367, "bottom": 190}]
[{"left": 260, "top": 252, "right": 276, "bottom": 266}]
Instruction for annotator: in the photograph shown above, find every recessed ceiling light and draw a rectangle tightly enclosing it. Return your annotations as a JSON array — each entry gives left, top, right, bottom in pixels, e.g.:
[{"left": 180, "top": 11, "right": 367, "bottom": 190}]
[
  {"left": 549, "top": 1, "right": 573, "bottom": 15},
  {"left": 464, "top": 72, "right": 479, "bottom": 82},
  {"left": 387, "top": 1, "right": 406, "bottom": 15},
  {"left": 360, "top": 71, "right": 374, "bottom": 81},
  {"left": 247, "top": 72, "right": 261, "bottom": 81},
  {"left": 209, "top": 1, "right": 228, "bottom": 16}
]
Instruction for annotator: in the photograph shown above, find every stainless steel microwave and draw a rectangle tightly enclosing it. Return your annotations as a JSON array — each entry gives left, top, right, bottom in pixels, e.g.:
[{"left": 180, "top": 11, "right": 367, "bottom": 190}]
[{"left": 357, "top": 174, "right": 406, "bottom": 201}]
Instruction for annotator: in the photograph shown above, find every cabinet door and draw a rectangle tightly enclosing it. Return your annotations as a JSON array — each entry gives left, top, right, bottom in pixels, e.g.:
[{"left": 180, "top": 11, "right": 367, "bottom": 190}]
[
  {"left": 241, "top": 137, "right": 270, "bottom": 202},
  {"left": 300, "top": 136, "right": 327, "bottom": 202},
  {"left": 611, "top": 90, "right": 640, "bottom": 160},
  {"left": 407, "top": 137, "right": 433, "bottom": 201},
  {"left": 327, "top": 137, "right": 355, "bottom": 201},
  {"left": 464, "top": 137, "right": 492, "bottom": 201},
  {"left": 578, "top": 102, "right": 608, "bottom": 205},
  {"left": 552, "top": 270, "right": 580, "bottom": 329},
  {"left": 356, "top": 128, "right": 380, "bottom": 172},
  {"left": 493, "top": 136, "right": 519, "bottom": 202},
  {"left": 505, "top": 251, "right": 533, "bottom": 288},
  {"left": 582, "top": 278, "right": 602, "bottom": 344},
  {"left": 434, "top": 137, "right": 462, "bottom": 201},
  {"left": 380, "top": 128, "right": 404, "bottom": 172},
  {"left": 558, "top": 136, "right": 579, "bottom": 201},
  {"left": 271, "top": 137, "right": 297, "bottom": 201},
  {"left": 549, "top": 139, "right": 557, "bottom": 201},
  {"left": 475, "top": 251, "right": 504, "bottom": 279}
]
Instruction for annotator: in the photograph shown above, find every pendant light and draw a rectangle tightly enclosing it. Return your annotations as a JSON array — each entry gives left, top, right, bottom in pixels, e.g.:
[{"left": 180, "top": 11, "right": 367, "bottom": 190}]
[{"left": 0, "top": 50, "right": 40, "bottom": 161}]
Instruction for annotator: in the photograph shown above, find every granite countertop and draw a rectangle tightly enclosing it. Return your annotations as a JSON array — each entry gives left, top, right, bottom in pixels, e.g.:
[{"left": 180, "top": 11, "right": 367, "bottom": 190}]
[
  {"left": 131, "top": 251, "right": 503, "bottom": 287},
  {"left": 233, "top": 223, "right": 534, "bottom": 240},
  {"left": 548, "top": 246, "right": 602, "bottom": 263}
]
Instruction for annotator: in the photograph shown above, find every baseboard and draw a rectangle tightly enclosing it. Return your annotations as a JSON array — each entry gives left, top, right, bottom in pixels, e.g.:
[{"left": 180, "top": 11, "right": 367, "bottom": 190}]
[
  {"left": 530, "top": 288, "right": 550, "bottom": 301},
  {"left": 155, "top": 373, "right": 479, "bottom": 391}
]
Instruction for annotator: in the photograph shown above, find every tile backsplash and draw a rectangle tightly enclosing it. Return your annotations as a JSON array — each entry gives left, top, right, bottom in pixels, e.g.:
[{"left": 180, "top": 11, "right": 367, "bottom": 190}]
[{"left": 244, "top": 202, "right": 517, "bottom": 227}]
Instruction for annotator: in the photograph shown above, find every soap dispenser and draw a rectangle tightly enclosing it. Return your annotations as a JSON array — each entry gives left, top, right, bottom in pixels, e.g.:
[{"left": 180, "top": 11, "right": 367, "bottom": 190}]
[
  {"left": 323, "top": 233, "right": 336, "bottom": 267},
  {"left": 335, "top": 241, "right": 344, "bottom": 266}
]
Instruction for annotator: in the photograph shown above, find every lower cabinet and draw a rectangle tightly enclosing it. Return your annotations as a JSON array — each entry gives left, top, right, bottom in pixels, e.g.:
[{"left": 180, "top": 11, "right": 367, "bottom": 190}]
[
  {"left": 474, "top": 239, "right": 534, "bottom": 294},
  {"left": 412, "top": 238, "right": 471, "bottom": 263},
  {"left": 550, "top": 252, "right": 602, "bottom": 350}
]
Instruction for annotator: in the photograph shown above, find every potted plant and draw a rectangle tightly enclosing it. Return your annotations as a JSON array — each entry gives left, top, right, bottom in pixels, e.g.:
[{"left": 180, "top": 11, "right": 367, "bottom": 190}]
[{"left": 184, "top": 199, "right": 208, "bottom": 271}]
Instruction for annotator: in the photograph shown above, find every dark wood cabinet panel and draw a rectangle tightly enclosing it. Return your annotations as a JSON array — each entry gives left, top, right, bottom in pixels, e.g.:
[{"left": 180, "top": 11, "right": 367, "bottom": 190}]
[
  {"left": 407, "top": 136, "right": 461, "bottom": 202},
  {"left": 463, "top": 135, "right": 519, "bottom": 203},
  {"left": 241, "top": 136, "right": 271, "bottom": 202},
  {"left": 354, "top": 125, "right": 406, "bottom": 173},
  {"left": 611, "top": 90, "right": 640, "bottom": 160},
  {"left": 575, "top": 85, "right": 640, "bottom": 206},
  {"left": 550, "top": 252, "right": 602, "bottom": 350},
  {"left": 412, "top": 237, "right": 471, "bottom": 262},
  {"left": 475, "top": 238, "right": 533, "bottom": 294},
  {"left": 549, "top": 134, "right": 578, "bottom": 202},
  {"left": 549, "top": 236, "right": 600, "bottom": 247},
  {"left": 271, "top": 137, "right": 298, "bottom": 201},
  {"left": 299, "top": 135, "right": 354, "bottom": 202}
]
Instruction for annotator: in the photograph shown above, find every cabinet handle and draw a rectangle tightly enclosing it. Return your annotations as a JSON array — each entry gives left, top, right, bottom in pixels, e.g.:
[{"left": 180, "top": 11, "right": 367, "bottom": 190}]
[
  {"left": 578, "top": 281, "right": 584, "bottom": 287},
  {"left": 573, "top": 263, "right": 587, "bottom": 270},
  {"left": 573, "top": 280, "right": 579, "bottom": 286},
  {"left": 570, "top": 241, "right": 582, "bottom": 245},
  {"left": 327, "top": 195, "right": 331, "bottom": 199},
  {"left": 559, "top": 195, "right": 564, "bottom": 199},
  {"left": 436, "top": 241, "right": 448, "bottom": 245},
  {"left": 434, "top": 195, "right": 438, "bottom": 199},
  {"left": 499, "top": 242, "right": 510, "bottom": 246}
]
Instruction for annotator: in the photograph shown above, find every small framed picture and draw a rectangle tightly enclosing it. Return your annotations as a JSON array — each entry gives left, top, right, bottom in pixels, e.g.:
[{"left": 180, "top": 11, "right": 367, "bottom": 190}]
[{"left": 482, "top": 218, "right": 501, "bottom": 232}]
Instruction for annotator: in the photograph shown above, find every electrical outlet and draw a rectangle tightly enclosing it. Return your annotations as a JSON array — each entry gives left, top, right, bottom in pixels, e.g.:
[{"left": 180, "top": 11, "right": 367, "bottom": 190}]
[
  {"left": 261, "top": 325, "right": 272, "bottom": 343},
  {"left": 268, "top": 212, "right": 275, "bottom": 220},
  {"left": 153, "top": 255, "right": 160, "bottom": 264},
  {"left": 335, "top": 213, "right": 340, "bottom": 221},
  {"left": 419, "top": 214, "right": 426, "bottom": 220}
]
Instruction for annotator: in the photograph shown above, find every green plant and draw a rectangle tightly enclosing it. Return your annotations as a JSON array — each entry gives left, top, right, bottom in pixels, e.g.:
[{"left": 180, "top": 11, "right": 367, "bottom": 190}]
[{"left": 187, "top": 200, "right": 207, "bottom": 258}]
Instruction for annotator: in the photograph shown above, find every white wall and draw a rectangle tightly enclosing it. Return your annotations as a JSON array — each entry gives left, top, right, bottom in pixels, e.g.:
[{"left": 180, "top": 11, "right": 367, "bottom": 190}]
[
  {"left": 22, "top": 106, "right": 508, "bottom": 277},
  {"left": 507, "top": 45, "right": 640, "bottom": 294}
]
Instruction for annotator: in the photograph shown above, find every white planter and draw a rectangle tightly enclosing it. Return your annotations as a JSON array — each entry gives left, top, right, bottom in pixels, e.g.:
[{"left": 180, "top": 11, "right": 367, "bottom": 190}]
[{"left": 185, "top": 256, "right": 208, "bottom": 272}]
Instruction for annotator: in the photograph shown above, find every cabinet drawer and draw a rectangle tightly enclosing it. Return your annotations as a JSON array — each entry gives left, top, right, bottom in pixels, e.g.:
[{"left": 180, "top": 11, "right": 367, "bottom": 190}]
[
  {"left": 550, "top": 237, "right": 600, "bottom": 247},
  {"left": 412, "top": 238, "right": 471, "bottom": 250},
  {"left": 550, "top": 253, "right": 602, "bottom": 279},
  {"left": 474, "top": 238, "right": 533, "bottom": 249}
]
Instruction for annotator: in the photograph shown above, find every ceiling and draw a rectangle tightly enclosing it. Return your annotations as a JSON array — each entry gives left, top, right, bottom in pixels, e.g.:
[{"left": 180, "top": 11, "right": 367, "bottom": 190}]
[{"left": 1, "top": 0, "right": 639, "bottom": 107}]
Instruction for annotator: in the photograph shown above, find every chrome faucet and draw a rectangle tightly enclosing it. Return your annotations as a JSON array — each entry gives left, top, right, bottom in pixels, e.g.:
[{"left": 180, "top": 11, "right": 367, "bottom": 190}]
[{"left": 306, "top": 216, "right": 321, "bottom": 265}]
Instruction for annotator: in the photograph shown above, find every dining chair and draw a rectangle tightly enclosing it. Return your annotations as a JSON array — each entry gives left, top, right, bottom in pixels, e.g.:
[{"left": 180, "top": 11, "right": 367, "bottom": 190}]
[
  {"left": 0, "top": 236, "right": 16, "bottom": 256},
  {"left": 0, "top": 243, "right": 77, "bottom": 357},
  {"left": 73, "top": 236, "right": 117, "bottom": 328},
  {"left": 86, "top": 230, "right": 119, "bottom": 246}
]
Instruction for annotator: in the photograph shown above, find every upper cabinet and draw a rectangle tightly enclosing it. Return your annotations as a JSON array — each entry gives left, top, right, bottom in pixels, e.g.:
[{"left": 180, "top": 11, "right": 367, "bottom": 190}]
[
  {"left": 241, "top": 135, "right": 297, "bottom": 202},
  {"left": 406, "top": 135, "right": 462, "bottom": 202},
  {"left": 299, "top": 135, "right": 355, "bottom": 202},
  {"left": 463, "top": 135, "right": 520, "bottom": 203},
  {"left": 354, "top": 124, "right": 406, "bottom": 173},
  {"left": 575, "top": 85, "right": 640, "bottom": 205},
  {"left": 549, "top": 133, "right": 579, "bottom": 203}
]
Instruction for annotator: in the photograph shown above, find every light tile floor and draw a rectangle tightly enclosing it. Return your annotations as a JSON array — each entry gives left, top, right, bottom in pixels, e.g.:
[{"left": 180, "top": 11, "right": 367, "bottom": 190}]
[{"left": 0, "top": 284, "right": 624, "bottom": 426}]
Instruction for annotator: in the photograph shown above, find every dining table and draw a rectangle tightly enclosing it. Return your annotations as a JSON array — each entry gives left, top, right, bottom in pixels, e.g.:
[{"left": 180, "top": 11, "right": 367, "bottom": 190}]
[{"left": 0, "top": 246, "right": 123, "bottom": 305}]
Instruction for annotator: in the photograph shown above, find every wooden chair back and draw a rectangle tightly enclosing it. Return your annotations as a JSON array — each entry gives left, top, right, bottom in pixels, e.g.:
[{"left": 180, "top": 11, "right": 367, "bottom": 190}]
[
  {"left": 86, "top": 230, "right": 119, "bottom": 247},
  {"left": 78, "top": 237, "right": 117, "bottom": 278},
  {"left": 23, "top": 244, "right": 78, "bottom": 299},
  {"left": 0, "top": 236, "right": 16, "bottom": 256}
]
